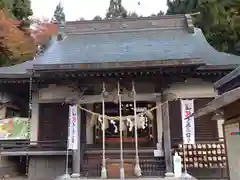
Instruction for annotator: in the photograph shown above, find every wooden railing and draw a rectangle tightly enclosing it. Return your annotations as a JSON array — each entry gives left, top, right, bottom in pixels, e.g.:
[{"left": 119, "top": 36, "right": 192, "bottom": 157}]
[{"left": 0, "top": 140, "right": 68, "bottom": 152}]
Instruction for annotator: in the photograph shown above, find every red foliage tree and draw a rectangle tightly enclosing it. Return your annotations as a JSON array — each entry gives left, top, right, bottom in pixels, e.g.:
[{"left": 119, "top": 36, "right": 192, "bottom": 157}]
[
  {"left": 0, "top": 10, "right": 37, "bottom": 64},
  {"left": 0, "top": 11, "right": 59, "bottom": 66},
  {"left": 31, "top": 22, "right": 59, "bottom": 46}
]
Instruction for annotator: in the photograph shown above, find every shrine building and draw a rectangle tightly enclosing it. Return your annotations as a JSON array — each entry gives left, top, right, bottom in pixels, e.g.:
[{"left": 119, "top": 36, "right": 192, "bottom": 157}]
[{"left": 0, "top": 15, "right": 239, "bottom": 179}]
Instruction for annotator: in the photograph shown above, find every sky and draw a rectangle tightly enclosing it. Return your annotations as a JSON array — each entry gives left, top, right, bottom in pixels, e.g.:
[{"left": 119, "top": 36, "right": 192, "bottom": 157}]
[{"left": 31, "top": 0, "right": 168, "bottom": 21}]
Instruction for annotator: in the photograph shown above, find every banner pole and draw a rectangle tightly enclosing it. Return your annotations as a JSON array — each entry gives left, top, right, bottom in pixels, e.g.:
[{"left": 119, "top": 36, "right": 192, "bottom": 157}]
[
  {"left": 182, "top": 142, "right": 187, "bottom": 173},
  {"left": 65, "top": 106, "right": 71, "bottom": 175},
  {"left": 180, "top": 99, "right": 195, "bottom": 177},
  {"left": 66, "top": 141, "right": 69, "bottom": 175}
]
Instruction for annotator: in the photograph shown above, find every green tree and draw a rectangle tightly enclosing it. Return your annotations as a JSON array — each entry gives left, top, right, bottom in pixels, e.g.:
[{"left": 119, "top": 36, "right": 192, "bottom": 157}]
[
  {"left": 78, "top": 17, "right": 85, "bottom": 21},
  {"left": 106, "top": 0, "right": 127, "bottom": 19},
  {"left": 166, "top": 0, "right": 240, "bottom": 55},
  {"left": 93, "top": 15, "right": 102, "bottom": 20},
  {"left": 127, "top": 12, "right": 139, "bottom": 18},
  {"left": 53, "top": 2, "right": 65, "bottom": 23},
  {"left": 0, "top": 0, "right": 33, "bottom": 27},
  {"left": 157, "top": 11, "right": 165, "bottom": 16}
]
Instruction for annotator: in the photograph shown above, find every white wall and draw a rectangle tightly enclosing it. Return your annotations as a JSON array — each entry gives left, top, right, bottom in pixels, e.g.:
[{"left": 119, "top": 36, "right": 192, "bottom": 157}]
[
  {"left": 164, "top": 78, "right": 217, "bottom": 99},
  {"left": 30, "top": 92, "right": 39, "bottom": 143},
  {"left": 38, "top": 85, "right": 77, "bottom": 101},
  {"left": 224, "top": 118, "right": 240, "bottom": 180}
]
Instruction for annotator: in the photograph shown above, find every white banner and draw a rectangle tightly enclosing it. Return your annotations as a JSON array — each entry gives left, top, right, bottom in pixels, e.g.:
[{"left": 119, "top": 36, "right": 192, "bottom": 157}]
[
  {"left": 181, "top": 99, "right": 195, "bottom": 144},
  {"left": 68, "top": 105, "right": 78, "bottom": 150}
]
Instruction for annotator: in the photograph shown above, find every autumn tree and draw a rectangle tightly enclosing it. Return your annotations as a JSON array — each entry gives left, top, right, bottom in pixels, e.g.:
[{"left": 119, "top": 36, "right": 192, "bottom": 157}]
[
  {"left": 106, "top": 0, "right": 127, "bottom": 19},
  {"left": 31, "top": 20, "right": 59, "bottom": 52},
  {"left": 0, "top": 10, "right": 37, "bottom": 66},
  {"left": 53, "top": 2, "right": 65, "bottom": 23},
  {"left": 0, "top": 0, "right": 37, "bottom": 66}
]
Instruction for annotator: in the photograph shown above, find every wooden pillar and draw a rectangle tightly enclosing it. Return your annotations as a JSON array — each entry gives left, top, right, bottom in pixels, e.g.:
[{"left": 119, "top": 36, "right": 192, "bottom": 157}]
[
  {"left": 162, "top": 101, "right": 173, "bottom": 175},
  {"left": 156, "top": 102, "right": 164, "bottom": 156},
  {"left": 86, "top": 104, "right": 94, "bottom": 144},
  {"left": 71, "top": 107, "right": 81, "bottom": 178}
]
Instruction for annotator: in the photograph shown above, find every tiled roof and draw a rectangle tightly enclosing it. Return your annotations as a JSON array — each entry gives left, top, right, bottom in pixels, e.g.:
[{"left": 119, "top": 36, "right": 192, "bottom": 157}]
[
  {"left": 0, "top": 15, "right": 239, "bottom": 77},
  {"left": 32, "top": 28, "right": 239, "bottom": 66}
]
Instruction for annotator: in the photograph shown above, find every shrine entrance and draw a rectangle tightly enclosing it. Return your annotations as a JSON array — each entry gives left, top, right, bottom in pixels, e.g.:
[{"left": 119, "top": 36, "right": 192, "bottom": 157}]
[{"left": 93, "top": 101, "right": 157, "bottom": 147}]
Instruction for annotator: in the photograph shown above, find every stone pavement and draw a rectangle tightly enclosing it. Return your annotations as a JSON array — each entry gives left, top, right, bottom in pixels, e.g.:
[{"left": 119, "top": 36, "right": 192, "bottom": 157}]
[
  {"left": 67, "top": 178, "right": 197, "bottom": 180},
  {"left": 1, "top": 174, "right": 198, "bottom": 180},
  {"left": 55, "top": 174, "right": 198, "bottom": 180}
]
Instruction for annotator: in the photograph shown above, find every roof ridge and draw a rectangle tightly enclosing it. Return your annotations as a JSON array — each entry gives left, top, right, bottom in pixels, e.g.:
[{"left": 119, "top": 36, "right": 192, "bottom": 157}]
[
  {"left": 66, "top": 14, "right": 186, "bottom": 24},
  {"left": 65, "top": 27, "right": 186, "bottom": 36},
  {"left": 64, "top": 15, "right": 192, "bottom": 35}
]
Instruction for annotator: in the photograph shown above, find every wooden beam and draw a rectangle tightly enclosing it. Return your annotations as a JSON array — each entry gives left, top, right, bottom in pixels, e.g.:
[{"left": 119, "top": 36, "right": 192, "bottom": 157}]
[
  {"left": 0, "top": 151, "right": 72, "bottom": 156},
  {"left": 38, "top": 93, "right": 162, "bottom": 104},
  {"left": 194, "top": 87, "right": 240, "bottom": 118}
]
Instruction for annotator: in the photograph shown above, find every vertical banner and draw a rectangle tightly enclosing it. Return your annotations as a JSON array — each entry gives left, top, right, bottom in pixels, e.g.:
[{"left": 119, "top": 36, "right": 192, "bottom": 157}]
[
  {"left": 68, "top": 105, "right": 78, "bottom": 150},
  {"left": 181, "top": 99, "right": 195, "bottom": 145}
]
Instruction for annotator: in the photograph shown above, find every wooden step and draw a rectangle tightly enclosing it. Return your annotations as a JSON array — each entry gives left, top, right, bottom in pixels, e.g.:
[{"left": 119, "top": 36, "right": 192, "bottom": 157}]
[
  {"left": 82, "top": 146, "right": 166, "bottom": 178},
  {"left": 85, "top": 149, "right": 156, "bottom": 161},
  {"left": 82, "top": 158, "right": 166, "bottom": 178}
]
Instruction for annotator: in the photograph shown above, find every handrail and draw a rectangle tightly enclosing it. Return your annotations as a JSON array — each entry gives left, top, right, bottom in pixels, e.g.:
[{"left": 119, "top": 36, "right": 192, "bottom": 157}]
[{"left": 0, "top": 140, "right": 68, "bottom": 151}]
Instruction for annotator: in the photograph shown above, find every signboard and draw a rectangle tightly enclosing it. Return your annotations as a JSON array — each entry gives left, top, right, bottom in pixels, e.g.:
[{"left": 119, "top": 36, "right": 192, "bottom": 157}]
[
  {"left": 68, "top": 105, "right": 78, "bottom": 150},
  {"left": 0, "top": 117, "right": 29, "bottom": 140},
  {"left": 181, "top": 99, "right": 195, "bottom": 144}
]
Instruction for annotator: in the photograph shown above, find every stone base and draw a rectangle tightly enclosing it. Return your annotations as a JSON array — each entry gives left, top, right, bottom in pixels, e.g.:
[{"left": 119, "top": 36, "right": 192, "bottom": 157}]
[
  {"left": 71, "top": 173, "right": 80, "bottom": 178},
  {"left": 28, "top": 156, "right": 66, "bottom": 180},
  {"left": 165, "top": 172, "right": 174, "bottom": 177},
  {"left": 0, "top": 156, "right": 19, "bottom": 177}
]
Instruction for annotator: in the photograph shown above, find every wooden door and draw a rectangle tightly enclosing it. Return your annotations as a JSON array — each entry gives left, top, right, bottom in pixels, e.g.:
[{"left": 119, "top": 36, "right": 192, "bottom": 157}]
[{"left": 38, "top": 103, "right": 68, "bottom": 142}]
